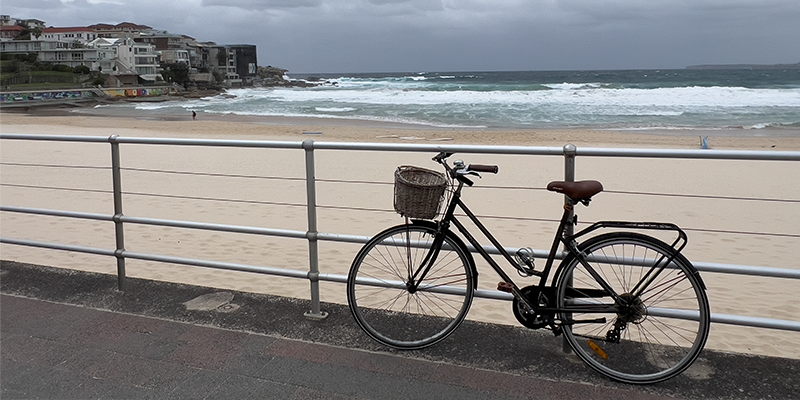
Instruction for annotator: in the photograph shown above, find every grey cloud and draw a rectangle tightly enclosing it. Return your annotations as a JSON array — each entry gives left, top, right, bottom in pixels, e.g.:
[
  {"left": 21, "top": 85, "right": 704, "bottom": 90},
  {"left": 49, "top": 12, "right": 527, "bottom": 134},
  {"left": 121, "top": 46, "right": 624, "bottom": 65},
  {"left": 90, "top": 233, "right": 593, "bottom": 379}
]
[
  {"left": 1, "top": 0, "right": 797, "bottom": 73},
  {"left": 3, "top": 0, "right": 66, "bottom": 10},
  {"left": 201, "top": 0, "right": 322, "bottom": 10}
]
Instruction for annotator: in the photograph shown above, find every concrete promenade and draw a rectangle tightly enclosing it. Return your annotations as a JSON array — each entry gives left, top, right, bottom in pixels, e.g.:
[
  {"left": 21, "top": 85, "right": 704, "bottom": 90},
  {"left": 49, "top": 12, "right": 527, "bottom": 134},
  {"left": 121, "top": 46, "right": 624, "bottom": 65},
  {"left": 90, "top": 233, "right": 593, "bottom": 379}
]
[{"left": 1, "top": 260, "right": 798, "bottom": 399}]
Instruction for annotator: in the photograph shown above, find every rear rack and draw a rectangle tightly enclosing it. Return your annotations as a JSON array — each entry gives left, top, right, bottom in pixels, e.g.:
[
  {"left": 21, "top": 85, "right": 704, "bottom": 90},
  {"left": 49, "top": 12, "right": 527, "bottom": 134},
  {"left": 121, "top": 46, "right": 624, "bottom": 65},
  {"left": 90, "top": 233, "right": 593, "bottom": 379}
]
[{"left": 568, "top": 221, "right": 688, "bottom": 253}]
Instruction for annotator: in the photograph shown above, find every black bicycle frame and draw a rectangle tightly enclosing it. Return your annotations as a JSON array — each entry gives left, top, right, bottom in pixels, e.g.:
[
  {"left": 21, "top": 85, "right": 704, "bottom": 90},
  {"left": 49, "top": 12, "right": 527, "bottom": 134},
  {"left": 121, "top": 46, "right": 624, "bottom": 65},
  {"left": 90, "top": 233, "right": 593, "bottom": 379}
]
[{"left": 410, "top": 174, "right": 691, "bottom": 316}]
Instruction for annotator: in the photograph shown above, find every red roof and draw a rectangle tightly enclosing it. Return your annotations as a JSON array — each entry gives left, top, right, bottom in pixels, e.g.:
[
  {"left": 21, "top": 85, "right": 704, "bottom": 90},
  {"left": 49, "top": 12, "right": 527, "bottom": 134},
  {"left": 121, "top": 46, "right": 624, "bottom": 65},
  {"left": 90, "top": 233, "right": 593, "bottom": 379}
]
[
  {"left": 43, "top": 27, "right": 93, "bottom": 33},
  {"left": 88, "top": 23, "right": 115, "bottom": 30},
  {"left": 0, "top": 25, "right": 25, "bottom": 32},
  {"left": 87, "top": 22, "right": 152, "bottom": 31}
]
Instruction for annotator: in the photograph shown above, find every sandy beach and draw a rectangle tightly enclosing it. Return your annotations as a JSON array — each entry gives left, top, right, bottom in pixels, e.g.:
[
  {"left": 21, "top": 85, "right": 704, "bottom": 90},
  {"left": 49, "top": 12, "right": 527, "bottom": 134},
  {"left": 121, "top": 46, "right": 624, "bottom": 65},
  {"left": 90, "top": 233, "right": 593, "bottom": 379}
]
[{"left": 1, "top": 110, "right": 799, "bottom": 360}]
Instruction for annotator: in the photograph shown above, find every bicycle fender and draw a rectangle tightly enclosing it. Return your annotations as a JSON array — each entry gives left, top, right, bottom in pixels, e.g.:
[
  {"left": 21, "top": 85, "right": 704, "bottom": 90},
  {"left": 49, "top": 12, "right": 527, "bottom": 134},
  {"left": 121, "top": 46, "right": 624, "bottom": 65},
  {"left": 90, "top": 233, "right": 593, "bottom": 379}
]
[
  {"left": 411, "top": 219, "right": 479, "bottom": 288},
  {"left": 552, "top": 232, "right": 706, "bottom": 291}
]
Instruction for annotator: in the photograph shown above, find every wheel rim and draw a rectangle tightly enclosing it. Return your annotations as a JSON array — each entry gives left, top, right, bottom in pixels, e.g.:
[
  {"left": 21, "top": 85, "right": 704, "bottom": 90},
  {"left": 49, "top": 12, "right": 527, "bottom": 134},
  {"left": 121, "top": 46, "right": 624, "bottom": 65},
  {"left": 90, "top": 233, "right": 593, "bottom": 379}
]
[
  {"left": 557, "top": 234, "right": 709, "bottom": 383},
  {"left": 348, "top": 225, "right": 474, "bottom": 349}
]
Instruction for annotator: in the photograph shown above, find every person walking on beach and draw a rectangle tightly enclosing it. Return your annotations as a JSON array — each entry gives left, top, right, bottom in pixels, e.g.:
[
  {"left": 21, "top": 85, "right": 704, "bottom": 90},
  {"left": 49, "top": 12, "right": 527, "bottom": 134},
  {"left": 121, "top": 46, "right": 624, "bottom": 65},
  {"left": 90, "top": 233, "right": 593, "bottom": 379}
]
[{"left": 192, "top": 110, "right": 197, "bottom": 121}]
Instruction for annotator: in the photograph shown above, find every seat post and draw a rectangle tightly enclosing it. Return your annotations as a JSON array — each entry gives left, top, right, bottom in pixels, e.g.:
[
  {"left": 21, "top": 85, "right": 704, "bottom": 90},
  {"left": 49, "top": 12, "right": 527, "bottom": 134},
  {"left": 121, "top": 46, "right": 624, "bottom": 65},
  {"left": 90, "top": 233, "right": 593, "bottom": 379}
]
[
  {"left": 562, "top": 143, "right": 577, "bottom": 237},
  {"left": 562, "top": 143, "right": 577, "bottom": 354}
]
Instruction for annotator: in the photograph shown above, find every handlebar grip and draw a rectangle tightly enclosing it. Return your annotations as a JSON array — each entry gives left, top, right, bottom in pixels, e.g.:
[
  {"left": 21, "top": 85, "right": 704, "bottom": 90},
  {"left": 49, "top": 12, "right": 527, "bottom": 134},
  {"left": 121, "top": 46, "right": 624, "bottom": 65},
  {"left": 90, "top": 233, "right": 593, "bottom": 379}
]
[{"left": 469, "top": 164, "right": 499, "bottom": 174}]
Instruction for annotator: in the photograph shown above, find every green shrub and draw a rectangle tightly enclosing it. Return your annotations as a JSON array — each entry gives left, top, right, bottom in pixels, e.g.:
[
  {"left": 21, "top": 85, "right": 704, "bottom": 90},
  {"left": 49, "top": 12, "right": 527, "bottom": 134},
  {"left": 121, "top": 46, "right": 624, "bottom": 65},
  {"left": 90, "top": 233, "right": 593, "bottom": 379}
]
[
  {"left": 73, "top": 65, "right": 91, "bottom": 74},
  {"left": 52, "top": 64, "right": 74, "bottom": 73}
]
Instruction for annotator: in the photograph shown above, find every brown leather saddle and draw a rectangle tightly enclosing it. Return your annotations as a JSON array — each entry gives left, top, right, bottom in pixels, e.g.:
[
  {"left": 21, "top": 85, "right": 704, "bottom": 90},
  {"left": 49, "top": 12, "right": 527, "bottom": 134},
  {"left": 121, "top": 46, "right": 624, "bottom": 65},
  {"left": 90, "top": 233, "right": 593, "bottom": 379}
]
[{"left": 546, "top": 180, "right": 603, "bottom": 201}]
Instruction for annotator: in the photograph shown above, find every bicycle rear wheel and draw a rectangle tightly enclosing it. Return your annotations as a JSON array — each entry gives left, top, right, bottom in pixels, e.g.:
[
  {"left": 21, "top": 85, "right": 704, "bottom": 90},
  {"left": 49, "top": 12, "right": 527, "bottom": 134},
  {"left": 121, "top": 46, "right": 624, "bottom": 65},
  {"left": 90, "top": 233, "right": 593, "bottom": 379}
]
[
  {"left": 347, "top": 223, "right": 475, "bottom": 349},
  {"left": 555, "top": 232, "right": 710, "bottom": 384}
]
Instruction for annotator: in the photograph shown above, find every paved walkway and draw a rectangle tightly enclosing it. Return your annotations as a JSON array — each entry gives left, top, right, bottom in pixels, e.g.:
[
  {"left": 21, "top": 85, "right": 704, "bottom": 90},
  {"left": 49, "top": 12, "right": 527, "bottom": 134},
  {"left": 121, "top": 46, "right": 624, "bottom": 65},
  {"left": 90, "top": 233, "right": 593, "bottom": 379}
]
[{"left": 2, "top": 261, "right": 799, "bottom": 399}]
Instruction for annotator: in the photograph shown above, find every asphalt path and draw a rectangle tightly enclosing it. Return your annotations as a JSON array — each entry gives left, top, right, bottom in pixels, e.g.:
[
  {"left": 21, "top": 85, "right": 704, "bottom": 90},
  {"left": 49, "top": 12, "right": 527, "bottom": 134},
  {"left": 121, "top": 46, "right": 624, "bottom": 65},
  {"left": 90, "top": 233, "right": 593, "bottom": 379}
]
[{"left": 2, "top": 260, "right": 798, "bottom": 399}]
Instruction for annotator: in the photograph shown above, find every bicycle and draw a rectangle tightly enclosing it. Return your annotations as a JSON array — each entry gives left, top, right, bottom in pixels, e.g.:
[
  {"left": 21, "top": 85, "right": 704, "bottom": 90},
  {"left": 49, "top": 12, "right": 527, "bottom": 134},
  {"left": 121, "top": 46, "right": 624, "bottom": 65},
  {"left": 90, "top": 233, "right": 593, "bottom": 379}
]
[{"left": 346, "top": 152, "right": 710, "bottom": 384}]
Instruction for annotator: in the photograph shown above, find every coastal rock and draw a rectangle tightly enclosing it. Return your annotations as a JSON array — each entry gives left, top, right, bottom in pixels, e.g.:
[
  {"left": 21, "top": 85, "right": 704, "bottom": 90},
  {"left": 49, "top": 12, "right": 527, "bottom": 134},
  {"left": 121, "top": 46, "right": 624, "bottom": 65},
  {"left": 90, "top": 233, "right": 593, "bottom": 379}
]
[{"left": 181, "top": 89, "right": 224, "bottom": 98}]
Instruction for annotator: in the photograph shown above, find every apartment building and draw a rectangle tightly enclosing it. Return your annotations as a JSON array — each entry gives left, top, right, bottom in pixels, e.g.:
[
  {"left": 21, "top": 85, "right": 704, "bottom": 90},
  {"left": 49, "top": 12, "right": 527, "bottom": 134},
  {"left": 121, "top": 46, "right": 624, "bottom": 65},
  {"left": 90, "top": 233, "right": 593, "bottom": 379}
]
[
  {"left": 88, "top": 22, "right": 153, "bottom": 39},
  {"left": 135, "top": 33, "right": 190, "bottom": 67},
  {"left": 226, "top": 45, "right": 258, "bottom": 86},
  {"left": 40, "top": 27, "right": 100, "bottom": 45},
  {"left": 2, "top": 18, "right": 258, "bottom": 87},
  {"left": 89, "top": 37, "right": 159, "bottom": 81}
]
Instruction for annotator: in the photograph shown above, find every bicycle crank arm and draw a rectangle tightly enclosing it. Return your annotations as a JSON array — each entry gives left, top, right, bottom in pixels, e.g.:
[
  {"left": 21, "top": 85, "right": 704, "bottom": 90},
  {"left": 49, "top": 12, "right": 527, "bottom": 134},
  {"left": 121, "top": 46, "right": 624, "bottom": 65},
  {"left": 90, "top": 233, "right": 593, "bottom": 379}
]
[{"left": 560, "top": 317, "right": 607, "bottom": 326}]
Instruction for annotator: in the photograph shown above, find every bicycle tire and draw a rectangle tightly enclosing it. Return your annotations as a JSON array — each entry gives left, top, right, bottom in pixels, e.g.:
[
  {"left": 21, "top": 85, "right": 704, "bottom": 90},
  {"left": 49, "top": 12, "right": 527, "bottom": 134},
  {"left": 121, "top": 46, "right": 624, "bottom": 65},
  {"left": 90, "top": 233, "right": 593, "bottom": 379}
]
[
  {"left": 555, "top": 232, "right": 710, "bottom": 384},
  {"left": 347, "top": 222, "right": 475, "bottom": 349}
]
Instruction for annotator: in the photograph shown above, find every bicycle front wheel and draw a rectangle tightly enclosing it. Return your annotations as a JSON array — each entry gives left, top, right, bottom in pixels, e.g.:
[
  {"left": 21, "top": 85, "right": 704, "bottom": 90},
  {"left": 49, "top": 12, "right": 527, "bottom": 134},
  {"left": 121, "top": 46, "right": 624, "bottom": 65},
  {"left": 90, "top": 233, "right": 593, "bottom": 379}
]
[
  {"left": 347, "top": 223, "right": 475, "bottom": 350},
  {"left": 556, "top": 232, "right": 710, "bottom": 384}
]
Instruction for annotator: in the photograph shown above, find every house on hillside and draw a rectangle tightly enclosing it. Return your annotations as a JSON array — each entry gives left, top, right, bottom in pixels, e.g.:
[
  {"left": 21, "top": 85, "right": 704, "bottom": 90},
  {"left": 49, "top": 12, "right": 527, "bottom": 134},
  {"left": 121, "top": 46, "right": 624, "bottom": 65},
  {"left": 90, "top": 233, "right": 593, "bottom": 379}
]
[
  {"left": 0, "top": 25, "right": 24, "bottom": 40},
  {"left": 40, "top": 27, "right": 100, "bottom": 45},
  {"left": 88, "top": 22, "right": 153, "bottom": 39},
  {"left": 135, "top": 32, "right": 191, "bottom": 67},
  {"left": 2, "top": 19, "right": 260, "bottom": 88},
  {"left": 22, "top": 19, "right": 46, "bottom": 30},
  {"left": 32, "top": 41, "right": 114, "bottom": 72},
  {"left": 88, "top": 37, "right": 159, "bottom": 83},
  {"left": 1, "top": 40, "right": 48, "bottom": 53},
  {"left": 1, "top": 15, "right": 16, "bottom": 26}
]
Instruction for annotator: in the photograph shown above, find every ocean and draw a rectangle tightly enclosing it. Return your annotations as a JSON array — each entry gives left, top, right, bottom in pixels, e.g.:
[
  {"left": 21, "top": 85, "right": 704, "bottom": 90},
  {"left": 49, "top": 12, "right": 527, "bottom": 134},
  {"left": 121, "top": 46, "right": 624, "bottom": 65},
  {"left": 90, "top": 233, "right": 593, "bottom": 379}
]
[{"left": 94, "top": 69, "right": 800, "bottom": 132}]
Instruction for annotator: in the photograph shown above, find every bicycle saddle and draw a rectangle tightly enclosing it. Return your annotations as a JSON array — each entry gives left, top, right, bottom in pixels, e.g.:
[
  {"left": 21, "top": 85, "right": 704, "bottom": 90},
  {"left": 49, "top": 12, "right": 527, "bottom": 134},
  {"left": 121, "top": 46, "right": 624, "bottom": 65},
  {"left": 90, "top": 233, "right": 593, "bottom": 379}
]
[{"left": 547, "top": 180, "right": 603, "bottom": 200}]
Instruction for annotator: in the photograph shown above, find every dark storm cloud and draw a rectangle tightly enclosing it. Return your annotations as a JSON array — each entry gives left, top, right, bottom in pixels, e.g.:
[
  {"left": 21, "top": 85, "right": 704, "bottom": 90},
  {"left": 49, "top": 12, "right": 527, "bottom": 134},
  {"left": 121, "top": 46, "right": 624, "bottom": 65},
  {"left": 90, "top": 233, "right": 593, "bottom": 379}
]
[{"left": 1, "top": 0, "right": 798, "bottom": 73}]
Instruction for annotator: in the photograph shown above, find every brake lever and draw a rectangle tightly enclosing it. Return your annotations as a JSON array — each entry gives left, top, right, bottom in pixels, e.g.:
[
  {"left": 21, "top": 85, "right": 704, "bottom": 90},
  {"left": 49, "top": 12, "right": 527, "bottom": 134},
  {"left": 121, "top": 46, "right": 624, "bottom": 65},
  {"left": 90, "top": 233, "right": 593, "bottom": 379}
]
[
  {"left": 460, "top": 176, "right": 475, "bottom": 186},
  {"left": 458, "top": 170, "right": 481, "bottom": 179}
]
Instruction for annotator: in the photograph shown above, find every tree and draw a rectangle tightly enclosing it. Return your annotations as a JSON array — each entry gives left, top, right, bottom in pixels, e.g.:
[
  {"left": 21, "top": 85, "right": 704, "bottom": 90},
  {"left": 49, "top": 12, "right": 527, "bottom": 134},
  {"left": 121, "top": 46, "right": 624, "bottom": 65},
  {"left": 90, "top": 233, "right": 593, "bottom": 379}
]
[
  {"left": 53, "top": 64, "right": 74, "bottom": 73},
  {"left": 14, "top": 22, "right": 43, "bottom": 41},
  {"left": 160, "top": 63, "right": 190, "bottom": 87},
  {"left": 160, "top": 69, "right": 176, "bottom": 84}
]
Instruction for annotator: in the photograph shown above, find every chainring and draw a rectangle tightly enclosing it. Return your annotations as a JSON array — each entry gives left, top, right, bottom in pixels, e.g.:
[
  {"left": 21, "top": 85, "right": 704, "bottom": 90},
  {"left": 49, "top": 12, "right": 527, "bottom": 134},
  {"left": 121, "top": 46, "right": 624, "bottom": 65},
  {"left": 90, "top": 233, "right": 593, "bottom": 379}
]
[{"left": 512, "top": 286, "right": 555, "bottom": 329}]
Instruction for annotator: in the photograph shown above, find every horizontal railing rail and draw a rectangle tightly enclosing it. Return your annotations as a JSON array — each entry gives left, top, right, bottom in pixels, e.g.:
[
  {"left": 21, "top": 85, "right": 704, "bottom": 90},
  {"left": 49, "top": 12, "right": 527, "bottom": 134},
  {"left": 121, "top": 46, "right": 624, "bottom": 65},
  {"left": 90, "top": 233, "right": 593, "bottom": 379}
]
[
  {"left": 4, "top": 204, "right": 799, "bottom": 281},
  {"left": 1, "top": 133, "right": 799, "bottom": 333}
]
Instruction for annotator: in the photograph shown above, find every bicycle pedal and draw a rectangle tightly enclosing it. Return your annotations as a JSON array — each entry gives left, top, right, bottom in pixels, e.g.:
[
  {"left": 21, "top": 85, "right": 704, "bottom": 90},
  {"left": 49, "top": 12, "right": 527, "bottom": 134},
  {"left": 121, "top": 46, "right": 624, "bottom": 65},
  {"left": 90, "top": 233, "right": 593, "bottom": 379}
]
[
  {"left": 551, "top": 325, "right": 562, "bottom": 337},
  {"left": 497, "top": 282, "right": 515, "bottom": 293}
]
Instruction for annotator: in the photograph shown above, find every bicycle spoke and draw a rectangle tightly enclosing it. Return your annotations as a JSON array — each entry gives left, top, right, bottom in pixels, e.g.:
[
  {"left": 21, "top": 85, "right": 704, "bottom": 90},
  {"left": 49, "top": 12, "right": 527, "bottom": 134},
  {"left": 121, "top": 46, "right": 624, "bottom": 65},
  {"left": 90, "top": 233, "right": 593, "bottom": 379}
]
[
  {"left": 348, "top": 224, "right": 474, "bottom": 349},
  {"left": 556, "top": 232, "right": 709, "bottom": 384}
]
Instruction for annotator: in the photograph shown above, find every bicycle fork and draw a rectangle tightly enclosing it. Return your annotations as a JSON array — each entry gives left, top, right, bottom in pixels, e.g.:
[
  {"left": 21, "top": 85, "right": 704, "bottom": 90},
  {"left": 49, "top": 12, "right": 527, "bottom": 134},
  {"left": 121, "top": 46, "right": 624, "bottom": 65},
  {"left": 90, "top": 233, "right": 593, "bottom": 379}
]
[{"left": 405, "top": 226, "right": 447, "bottom": 293}]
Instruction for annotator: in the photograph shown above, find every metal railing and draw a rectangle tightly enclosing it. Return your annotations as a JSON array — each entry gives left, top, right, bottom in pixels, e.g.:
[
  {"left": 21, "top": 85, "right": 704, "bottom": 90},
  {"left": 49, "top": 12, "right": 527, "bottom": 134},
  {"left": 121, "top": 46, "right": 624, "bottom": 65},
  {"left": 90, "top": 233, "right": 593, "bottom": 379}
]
[{"left": 1, "top": 133, "right": 799, "bottom": 331}]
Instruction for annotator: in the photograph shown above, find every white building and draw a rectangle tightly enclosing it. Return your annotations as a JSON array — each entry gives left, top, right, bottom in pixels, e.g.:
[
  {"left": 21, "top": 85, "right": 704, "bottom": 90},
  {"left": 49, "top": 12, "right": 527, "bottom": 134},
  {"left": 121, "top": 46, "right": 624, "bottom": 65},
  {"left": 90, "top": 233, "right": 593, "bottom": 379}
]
[
  {"left": 160, "top": 49, "right": 190, "bottom": 65},
  {"left": 88, "top": 37, "right": 159, "bottom": 82},
  {"left": 40, "top": 27, "right": 100, "bottom": 45}
]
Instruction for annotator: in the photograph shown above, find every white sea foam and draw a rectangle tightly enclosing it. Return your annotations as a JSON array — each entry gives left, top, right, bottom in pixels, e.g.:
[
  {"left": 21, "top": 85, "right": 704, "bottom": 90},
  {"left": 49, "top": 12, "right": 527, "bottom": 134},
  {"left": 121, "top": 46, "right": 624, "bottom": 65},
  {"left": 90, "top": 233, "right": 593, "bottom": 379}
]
[
  {"left": 99, "top": 71, "right": 800, "bottom": 130},
  {"left": 315, "top": 107, "right": 357, "bottom": 112},
  {"left": 236, "top": 85, "right": 800, "bottom": 109}
]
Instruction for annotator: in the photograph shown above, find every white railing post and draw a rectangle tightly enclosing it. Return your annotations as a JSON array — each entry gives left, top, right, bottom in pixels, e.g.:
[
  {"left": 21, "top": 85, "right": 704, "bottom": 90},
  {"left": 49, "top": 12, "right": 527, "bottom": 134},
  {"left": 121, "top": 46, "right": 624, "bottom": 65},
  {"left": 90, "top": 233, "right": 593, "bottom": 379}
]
[
  {"left": 302, "top": 140, "right": 328, "bottom": 320},
  {"left": 109, "top": 135, "right": 126, "bottom": 290}
]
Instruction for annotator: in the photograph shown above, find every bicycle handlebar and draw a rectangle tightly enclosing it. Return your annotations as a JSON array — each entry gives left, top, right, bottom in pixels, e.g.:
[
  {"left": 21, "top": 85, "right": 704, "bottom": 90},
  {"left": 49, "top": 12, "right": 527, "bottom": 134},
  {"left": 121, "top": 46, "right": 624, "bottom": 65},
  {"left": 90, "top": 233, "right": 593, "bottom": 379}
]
[
  {"left": 468, "top": 164, "right": 499, "bottom": 174},
  {"left": 433, "top": 152, "right": 498, "bottom": 179}
]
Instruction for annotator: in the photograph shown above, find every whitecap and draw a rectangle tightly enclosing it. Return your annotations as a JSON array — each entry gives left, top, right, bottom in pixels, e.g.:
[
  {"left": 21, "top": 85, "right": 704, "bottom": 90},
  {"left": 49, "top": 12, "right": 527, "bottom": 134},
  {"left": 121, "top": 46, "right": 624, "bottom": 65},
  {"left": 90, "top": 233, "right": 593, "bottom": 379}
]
[{"left": 315, "top": 107, "right": 357, "bottom": 112}]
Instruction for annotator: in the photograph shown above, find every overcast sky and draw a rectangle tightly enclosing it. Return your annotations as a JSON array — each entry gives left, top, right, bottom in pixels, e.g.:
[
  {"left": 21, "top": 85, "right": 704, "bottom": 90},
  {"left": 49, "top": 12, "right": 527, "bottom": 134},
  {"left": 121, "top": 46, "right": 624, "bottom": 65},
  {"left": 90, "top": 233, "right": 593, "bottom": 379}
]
[{"left": 4, "top": 0, "right": 799, "bottom": 74}]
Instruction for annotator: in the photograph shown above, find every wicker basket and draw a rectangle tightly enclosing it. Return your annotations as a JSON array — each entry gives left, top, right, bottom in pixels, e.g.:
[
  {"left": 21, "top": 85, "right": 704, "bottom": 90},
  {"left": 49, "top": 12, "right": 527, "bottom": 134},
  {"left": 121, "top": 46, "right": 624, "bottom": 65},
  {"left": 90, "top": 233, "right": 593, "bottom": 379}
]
[{"left": 393, "top": 166, "right": 447, "bottom": 219}]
